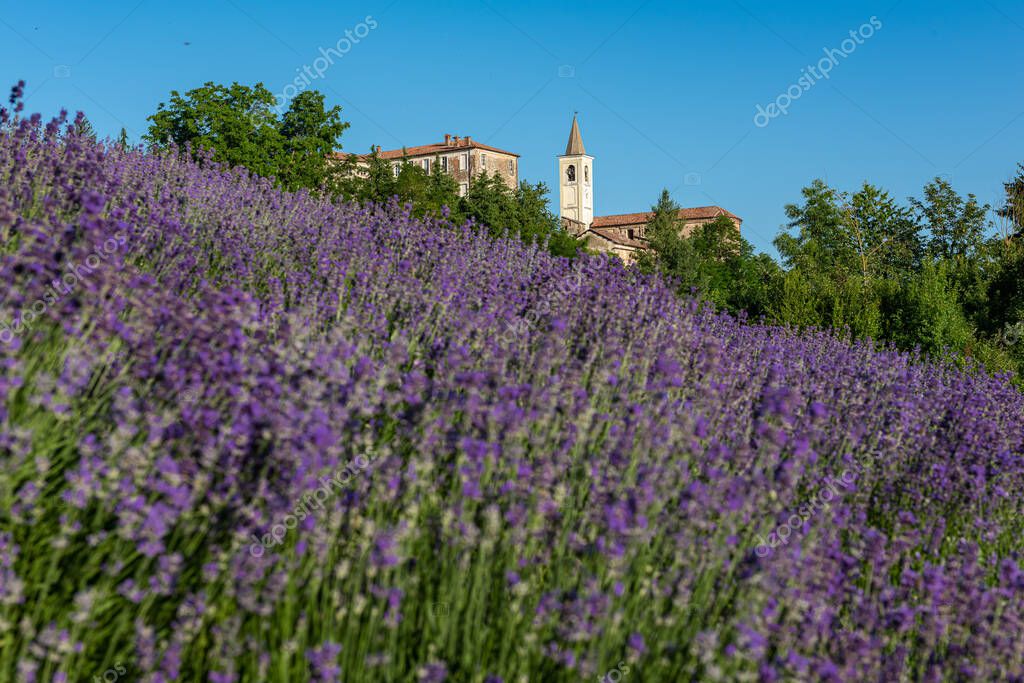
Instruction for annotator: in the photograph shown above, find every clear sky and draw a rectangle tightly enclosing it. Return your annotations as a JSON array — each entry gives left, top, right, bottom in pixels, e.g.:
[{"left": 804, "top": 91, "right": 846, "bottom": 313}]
[{"left": 2, "top": 0, "right": 1022, "bottom": 256}]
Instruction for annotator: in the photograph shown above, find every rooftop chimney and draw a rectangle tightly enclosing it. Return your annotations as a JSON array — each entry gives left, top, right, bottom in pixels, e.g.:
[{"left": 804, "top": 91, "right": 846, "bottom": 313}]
[
  {"left": 453, "top": 136, "right": 460, "bottom": 145},
  {"left": 444, "top": 134, "right": 452, "bottom": 145},
  {"left": 464, "top": 135, "right": 472, "bottom": 146}
]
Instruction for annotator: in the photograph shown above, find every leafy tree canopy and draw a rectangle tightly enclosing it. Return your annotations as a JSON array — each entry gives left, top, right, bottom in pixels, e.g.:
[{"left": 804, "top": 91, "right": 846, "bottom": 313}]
[
  {"left": 145, "top": 82, "right": 348, "bottom": 192},
  {"left": 998, "top": 163, "right": 1024, "bottom": 233},
  {"left": 638, "top": 190, "right": 779, "bottom": 317}
]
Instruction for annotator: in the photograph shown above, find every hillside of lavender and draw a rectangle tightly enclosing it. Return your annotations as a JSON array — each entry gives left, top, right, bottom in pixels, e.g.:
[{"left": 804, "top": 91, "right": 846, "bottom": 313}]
[{"left": 2, "top": 102, "right": 1024, "bottom": 683}]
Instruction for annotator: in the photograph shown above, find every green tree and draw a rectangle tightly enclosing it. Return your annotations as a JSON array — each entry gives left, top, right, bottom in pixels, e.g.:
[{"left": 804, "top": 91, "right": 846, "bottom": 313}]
[
  {"left": 424, "top": 156, "right": 462, "bottom": 221},
  {"left": 463, "top": 172, "right": 511, "bottom": 231},
  {"left": 772, "top": 269, "right": 821, "bottom": 329},
  {"left": 909, "top": 177, "right": 992, "bottom": 322},
  {"left": 638, "top": 191, "right": 779, "bottom": 316},
  {"left": 341, "top": 147, "right": 395, "bottom": 204},
  {"left": 730, "top": 251, "right": 783, "bottom": 319},
  {"left": 881, "top": 260, "right": 974, "bottom": 356},
  {"left": 775, "top": 181, "right": 862, "bottom": 333},
  {"left": 513, "top": 180, "right": 578, "bottom": 256},
  {"left": 68, "top": 113, "right": 96, "bottom": 142},
  {"left": 778, "top": 180, "right": 921, "bottom": 283},
  {"left": 144, "top": 82, "right": 348, "bottom": 192},
  {"left": 462, "top": 172, "right": 577, "bottom": 256},
  {"left": 849, "top": 183, "right": 922, "bottom": 280},
  {"left": 635, "top": 190, "right": 687, "bottom": 275},
  {"left": 776, "top": 180, "right": 854, "bottom": 275},
  {"left": 278, "top": 91, "right": 350, "bottom": 191},
  {"left": 773, "top": 180, "right": 927, "bottom": 341},
  {"left": 393, "top": 155, "right": 461, "bottom": 221},
  {"left": 683, "top": 215, "right": 754, "bottom": 310},
  {"left": 423, "top": 156, "right": 460, "bottom": 215},
  {"left": 910, "top": 176, "right": 989, "bottom": 262},
  {"left": 983, "top": 239, "right": 1024, "bottom": 335},
  {"left": 998, "top": 163, "right": 1024, "bottom": 234}
]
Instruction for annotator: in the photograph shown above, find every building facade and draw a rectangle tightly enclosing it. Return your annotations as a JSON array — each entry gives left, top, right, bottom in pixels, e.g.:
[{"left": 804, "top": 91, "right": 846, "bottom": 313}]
[
  {"left": 557, "top": 116, "right": 742, "bottom": 261},
  {"left": 333, "top": 134, "right": 519, "bottom": 197}
]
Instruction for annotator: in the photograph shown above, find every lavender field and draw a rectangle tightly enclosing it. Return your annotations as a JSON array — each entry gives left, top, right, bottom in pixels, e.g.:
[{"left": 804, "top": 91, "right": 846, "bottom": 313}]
[{"left": 2, "top": 99, "right": 1024, "bottom": 682}]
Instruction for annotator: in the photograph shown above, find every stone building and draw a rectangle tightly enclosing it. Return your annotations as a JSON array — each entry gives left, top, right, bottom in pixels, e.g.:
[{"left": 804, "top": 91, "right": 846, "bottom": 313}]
[
  {"left": 558, "top": 115, "right": 742, "bottom": 261},
  {"left": 332, "top": 134, "right": 519, "bottom": 197}
]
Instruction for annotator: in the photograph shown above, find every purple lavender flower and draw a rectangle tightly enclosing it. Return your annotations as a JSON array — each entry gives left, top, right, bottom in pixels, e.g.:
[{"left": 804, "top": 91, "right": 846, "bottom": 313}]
[
  {"left": 306, "top": 643, "right": 342, "bottom": 683},
  {"left": 0, "top": 90, "right": 1022, "bottom": 683}
]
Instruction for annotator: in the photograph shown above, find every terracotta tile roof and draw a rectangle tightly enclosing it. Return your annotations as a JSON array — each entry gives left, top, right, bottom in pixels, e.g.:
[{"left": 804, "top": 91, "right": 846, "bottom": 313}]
[
  {"left": 588, "top": 227, "right": 647, "bottom": 249},
  {"left": 332, "top": 138, "right": 519, "bottom": 161},
  {"left": 592, "top": 206, "right": 740, "bottom": 227}
]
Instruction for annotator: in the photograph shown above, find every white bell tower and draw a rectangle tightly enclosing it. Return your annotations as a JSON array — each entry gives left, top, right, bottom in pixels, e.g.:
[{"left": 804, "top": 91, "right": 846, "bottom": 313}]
[{"left": 558, "top": 114, "right": 593, "bottom": 230}]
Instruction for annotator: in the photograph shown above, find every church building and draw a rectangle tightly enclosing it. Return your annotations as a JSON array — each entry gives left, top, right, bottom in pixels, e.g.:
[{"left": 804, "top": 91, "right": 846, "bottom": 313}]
[{"left": 558, "top": 115, "right": 742, "bottom": 261}]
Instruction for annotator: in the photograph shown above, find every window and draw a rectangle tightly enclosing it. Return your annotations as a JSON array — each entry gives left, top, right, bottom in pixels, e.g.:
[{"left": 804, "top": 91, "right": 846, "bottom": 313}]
[
  {"left": 566, "top": 164, "right": 576, "bottom": 182},
  {"left": 585, "top": 166, "right": 589, "bottom": 183},
  {"left": 628, "top": 229, "right": 635, "bottom": 240},
  {"left": 459, "top": 183, "right": 468, "bottom": 196},
  {"left": 460, "top": 153, "right": 468, "bottom": 168},
  {"left": 424, "top": 158, "right": 431, "bottom": 173},
  {"left": 441, "top": 156, "right": 449, "bottom": 172},
  {"left": 480, "top": 153, "right": 487, "bottom": 171},
  {"left": 508, "top": 159, "right": 514, "bottom": 174},
  {"left": 392, "top": 164, "right": 400, "bottom": 178}
]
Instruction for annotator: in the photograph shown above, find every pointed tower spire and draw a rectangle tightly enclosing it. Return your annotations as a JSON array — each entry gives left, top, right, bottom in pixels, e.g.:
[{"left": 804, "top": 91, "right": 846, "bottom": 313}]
[
  {"left": 558, "top": 113, "right": 593, "bottom": 231},
  {"left": 565, "top": 114, "right": 586, "bottom": 156}
]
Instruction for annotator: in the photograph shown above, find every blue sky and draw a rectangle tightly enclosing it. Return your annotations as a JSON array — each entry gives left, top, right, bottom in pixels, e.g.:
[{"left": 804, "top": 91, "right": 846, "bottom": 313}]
[{"left": 1, "top": 0, "right": 1022, "bottom": 256}]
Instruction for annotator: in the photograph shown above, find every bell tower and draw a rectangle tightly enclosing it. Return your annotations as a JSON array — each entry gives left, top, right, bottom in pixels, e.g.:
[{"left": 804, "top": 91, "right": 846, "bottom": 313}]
[{"left": 558, "top": 114, "right": 593, "bottom": 231}]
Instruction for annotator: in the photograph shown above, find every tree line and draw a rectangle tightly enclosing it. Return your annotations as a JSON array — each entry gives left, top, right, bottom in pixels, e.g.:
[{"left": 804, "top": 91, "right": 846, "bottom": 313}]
[
  {"left": 139, "top": 81, "right": 1024, "bottom": 381},
  {"left": 638, "top": 168, "right": 1024, "bottom": 380},
  {"left": 142, "top": 81, "right": 576, "bottom": 256}
]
